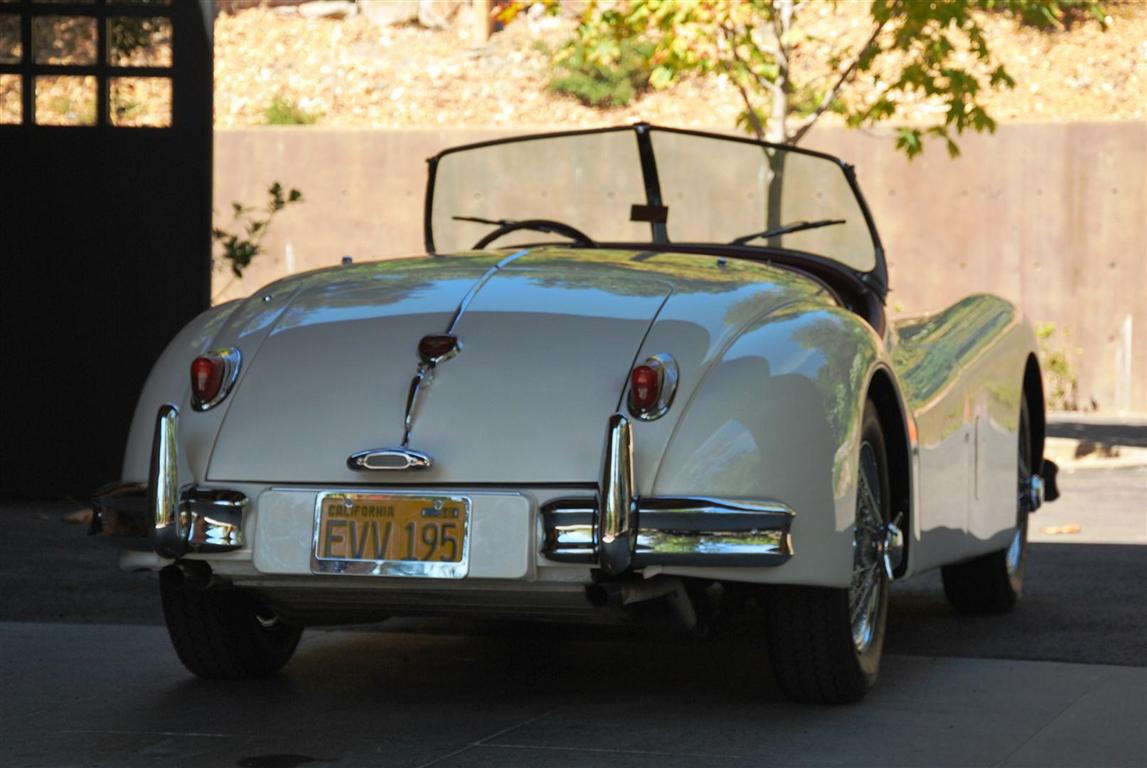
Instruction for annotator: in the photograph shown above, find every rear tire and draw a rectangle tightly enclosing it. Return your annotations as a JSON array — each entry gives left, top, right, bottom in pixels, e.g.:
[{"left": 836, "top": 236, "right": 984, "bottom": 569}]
[
  {"left": 764, "top": 401, "right": 891, "bottom": 704},
  {"left": 160, "top": 567, "right": 302, "bottom": 679},
  {"left": 941, "top": 399, "right": 1031, "bottom": 613}
]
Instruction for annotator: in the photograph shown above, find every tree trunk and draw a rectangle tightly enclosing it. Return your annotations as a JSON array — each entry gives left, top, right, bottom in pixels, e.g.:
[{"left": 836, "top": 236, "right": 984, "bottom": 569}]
[
  {"left": 470, "top": 0, "right": 490, "bottom": 43},
  {"left": 767, "top": 0, "right": 793, "bottom": 144},
  {"left": 765, "top": 1, "right": 794, "bottom": 235}
]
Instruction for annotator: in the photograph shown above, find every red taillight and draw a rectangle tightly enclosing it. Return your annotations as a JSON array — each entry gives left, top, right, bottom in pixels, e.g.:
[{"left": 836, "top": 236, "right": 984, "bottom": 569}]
[
  {"left": 191, "top": 355, "right": 224, "bottom": 407},
  {"left": 627, "top": 354, "right": 678, "bottom": 420},
  {"left": 189, "top": 348, "right": 241, "bottom": 411},
  {"left": 630, "top": 364, "right": 660, "bottom": 412}
]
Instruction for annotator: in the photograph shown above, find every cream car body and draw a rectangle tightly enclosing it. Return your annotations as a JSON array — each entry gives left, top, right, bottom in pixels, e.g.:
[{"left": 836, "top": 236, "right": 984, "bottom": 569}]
[{"left": 94, "top": 125, "right": 1055, "bottom": 702}]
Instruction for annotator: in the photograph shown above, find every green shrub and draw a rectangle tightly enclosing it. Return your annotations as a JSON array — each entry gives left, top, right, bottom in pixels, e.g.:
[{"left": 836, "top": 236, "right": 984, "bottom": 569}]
[
  {"left": 548, "top": 39, "right": 653, "bottom": 108},
  {"left": 1036, "top": 322, "right": 1080, "bottom": 411},
  {"left": 264, "top": 94, "right": 319, "bottom": 126}
]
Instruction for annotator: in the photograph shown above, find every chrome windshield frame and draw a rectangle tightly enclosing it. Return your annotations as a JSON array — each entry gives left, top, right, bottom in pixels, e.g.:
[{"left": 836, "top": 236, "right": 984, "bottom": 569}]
[{"left": 423, "top": 123, "right": 888, "bottom": 300}]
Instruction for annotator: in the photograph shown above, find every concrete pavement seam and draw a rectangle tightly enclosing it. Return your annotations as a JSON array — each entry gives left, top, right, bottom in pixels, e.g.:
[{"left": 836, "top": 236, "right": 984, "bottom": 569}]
[
  {"left": 410, "top": 709, "right": 557, "bottom": 768},
  {"left": 478, "top": 742, "right": 745, "bottom": 760},
  {"left": 991, "top": 669, "right": 1107, "bottom": 767},
  {"left": 54, "top": 729, "right": 237, "bottom": 739}
]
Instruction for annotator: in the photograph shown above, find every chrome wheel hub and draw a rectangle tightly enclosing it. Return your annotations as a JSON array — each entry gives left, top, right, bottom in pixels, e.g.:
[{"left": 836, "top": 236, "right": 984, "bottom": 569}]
[
  {"left": 1010, "top": 414, "right": 1032, "bottom": 578},
  {"left": 1019, "top": 474, "right": 1044, "bottom": 514},
  {"left": 1005, "top": 526, "right": 1024, "bottom": 576}
]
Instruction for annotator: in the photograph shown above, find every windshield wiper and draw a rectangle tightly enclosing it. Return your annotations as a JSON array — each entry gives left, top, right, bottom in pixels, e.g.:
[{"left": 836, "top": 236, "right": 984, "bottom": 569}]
[
  {"left": 453, "top": 215, "right": 595, "bottom": 249},
  {"left": 729, "top": 219, "right": 846, "bottom": 246},
  {"left": 454, "top": 215, "right": 518, "bottom": 227}
]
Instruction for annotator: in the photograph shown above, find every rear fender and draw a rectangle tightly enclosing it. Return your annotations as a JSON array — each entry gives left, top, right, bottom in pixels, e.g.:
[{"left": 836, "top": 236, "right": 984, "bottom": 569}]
[
  {"left": 649, "top": 303, "right": 889, "bottom": 587},
  {"left": 122, "top": 303, "right": 238, "bottom": 483}
]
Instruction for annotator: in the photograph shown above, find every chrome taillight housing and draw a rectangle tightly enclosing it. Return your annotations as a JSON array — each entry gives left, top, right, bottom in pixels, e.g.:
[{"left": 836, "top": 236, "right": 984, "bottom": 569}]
[
  {"left": 627, "top": 353, "right": 679, "bottom": 421},
  {"left": 190, "top": 347, "right": 242, "bottom": 411}
]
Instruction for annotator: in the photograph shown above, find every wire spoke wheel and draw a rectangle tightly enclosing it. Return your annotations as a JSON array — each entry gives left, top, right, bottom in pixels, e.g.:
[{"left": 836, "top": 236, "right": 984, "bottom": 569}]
[
  {"left": 1008, "top": 407, "right": 1032, "bottom": 577},
  {"left": 763, "top": 400, "right": 892, "bottom": 704},
  {"left": 850, "top": 441, "right": 888, "bottom": 654}
]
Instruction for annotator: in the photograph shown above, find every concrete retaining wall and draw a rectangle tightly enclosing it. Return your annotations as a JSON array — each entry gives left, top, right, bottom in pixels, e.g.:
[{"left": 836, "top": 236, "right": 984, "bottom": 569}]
[{"left": 213, "top": 122, "right": 1146, "bottom": 413}]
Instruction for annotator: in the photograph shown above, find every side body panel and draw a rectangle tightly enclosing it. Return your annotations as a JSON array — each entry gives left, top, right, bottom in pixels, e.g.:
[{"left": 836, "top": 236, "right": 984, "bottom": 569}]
[{"left": 891, "top": 295, "right": 1037, "bottom": 572}]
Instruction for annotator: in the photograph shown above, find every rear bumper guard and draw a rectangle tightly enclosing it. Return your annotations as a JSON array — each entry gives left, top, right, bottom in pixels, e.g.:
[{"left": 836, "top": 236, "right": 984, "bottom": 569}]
[
  {"left": 94, "top": 407, "right": 791, "bottom": 571},
  {"left": 542, "top": 414, "right": 795, "bottom": 574},
  {"left": 90, "top": 404, "right": 246, "bottom": 557}
]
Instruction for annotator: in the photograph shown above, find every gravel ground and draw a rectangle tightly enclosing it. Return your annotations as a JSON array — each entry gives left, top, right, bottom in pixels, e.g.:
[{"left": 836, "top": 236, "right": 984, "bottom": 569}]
[
  {"left": 212, "top": 1, "right": 1146, "bottom": 129},
  {"left": 12, "top": 4, "right": 1141, "bottom": 132}
]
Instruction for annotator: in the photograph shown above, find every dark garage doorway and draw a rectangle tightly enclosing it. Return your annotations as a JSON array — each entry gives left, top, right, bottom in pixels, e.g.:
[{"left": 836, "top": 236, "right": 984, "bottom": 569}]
[{"left": 1, "top": 0, "right": 214, "bottom": 496}]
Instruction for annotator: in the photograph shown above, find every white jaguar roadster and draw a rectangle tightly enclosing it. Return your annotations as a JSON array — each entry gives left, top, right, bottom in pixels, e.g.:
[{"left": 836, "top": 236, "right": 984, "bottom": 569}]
[{"left": 93, "top": 125, "right": 1058, "bottom": 704}]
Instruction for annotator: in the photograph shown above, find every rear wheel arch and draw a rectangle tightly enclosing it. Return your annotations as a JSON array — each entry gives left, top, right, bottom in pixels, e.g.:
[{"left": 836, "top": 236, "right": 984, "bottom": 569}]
[
  {"left": 866, "top": 368, "right": 911, "bottom": 578},
  {"left": 1023, "top": 354, "right": 1046, "bottom": 464}
]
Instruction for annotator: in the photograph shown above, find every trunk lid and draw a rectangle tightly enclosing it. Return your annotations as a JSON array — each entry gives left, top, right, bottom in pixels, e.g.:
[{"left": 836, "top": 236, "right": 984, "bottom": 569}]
[{"left": 207, "top": 250, "right": 673, "bottom": 484}]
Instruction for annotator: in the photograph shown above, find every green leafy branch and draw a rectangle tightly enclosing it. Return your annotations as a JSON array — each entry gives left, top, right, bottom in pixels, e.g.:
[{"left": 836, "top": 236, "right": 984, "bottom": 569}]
[
  {"left": 540, "top": 0, "right": 1106, "bottom": 158},
  {"left": 211, "top": 182, "right": 304, "bottom": 299}
]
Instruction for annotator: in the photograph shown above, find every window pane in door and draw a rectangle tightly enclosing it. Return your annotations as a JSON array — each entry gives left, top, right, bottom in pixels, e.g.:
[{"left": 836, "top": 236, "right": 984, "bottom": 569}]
[
  {"left": 0, "top": 14, "right": 19, "bottom": 64},
  {"left": 0, "top": 74, "right": 20, "bottom": 124},
  {"left": 108, "top": 16, "right": 172, "bottom": 68},
  {"left": 35, "top": 75, "right": 96, "bottom": 126},
  {"left": 110, "top": 76, "right": 171, "bottom": 127},
  {"left": 33, "top": 15, "right": 97, "bottom": 66}
]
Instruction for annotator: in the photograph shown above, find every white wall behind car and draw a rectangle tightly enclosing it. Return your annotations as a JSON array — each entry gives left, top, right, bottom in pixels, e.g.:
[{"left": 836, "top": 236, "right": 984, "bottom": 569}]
[{"left": 212, "top": 122, "right": 1146, "bottom": 415}]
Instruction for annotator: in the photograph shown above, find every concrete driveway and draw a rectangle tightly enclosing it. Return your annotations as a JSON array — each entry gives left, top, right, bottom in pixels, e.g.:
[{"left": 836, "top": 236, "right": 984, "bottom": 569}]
[{"left": 2, "top": 466, "right": 1144, "bottom": 767}]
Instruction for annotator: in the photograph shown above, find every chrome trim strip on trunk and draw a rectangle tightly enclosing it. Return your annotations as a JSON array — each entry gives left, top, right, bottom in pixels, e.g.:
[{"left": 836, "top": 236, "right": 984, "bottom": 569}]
[
  {"left": 401, "top": 365, "right": 429, "bottom": 448},
  {"left": 384, "top": 248, "right": 531, "bottom": 455},
  {"left": 445, "top": 248, "right": 529, "bottom": 334}
]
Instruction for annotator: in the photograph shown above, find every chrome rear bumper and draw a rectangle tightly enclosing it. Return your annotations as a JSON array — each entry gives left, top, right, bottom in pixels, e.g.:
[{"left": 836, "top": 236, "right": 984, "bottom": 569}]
[
  {"left": 94, "top": 407, "right": 793, "bottom": 573},
  {"left": 91, "top": 404, "right": 246, "bottom": 557},
  {"left": 541, "top": 414, "right": 795, "bottom": 573}
]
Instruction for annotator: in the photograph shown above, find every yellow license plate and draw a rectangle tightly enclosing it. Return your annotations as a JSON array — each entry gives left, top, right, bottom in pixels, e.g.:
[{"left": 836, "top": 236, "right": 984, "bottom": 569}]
[{"left": 311, "top": 493, "right": 470, "bottom": 578}]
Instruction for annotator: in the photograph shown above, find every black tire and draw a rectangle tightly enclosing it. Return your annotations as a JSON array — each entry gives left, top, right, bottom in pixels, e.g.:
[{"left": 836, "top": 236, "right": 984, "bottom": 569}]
[
  {"left": 764, "top": 401, "right": 891, "bottom": 704},
  {"left": 160, "top": 567, "right": 302, "bottom": 679},
  {"left": 941, "top": 399, "right": 1032, "bottom": 613}
]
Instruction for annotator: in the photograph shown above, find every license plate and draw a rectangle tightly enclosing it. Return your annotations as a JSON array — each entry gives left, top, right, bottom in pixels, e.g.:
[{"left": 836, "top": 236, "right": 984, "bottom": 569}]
[{"left": 310, "top": 492, "right": 470, "bottom": 578}]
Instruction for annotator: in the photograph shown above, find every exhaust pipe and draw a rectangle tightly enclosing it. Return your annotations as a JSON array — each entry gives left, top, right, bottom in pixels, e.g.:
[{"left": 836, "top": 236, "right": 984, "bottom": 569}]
[{"left": 584, "top": 576, "right": 698, "bottom": 631}]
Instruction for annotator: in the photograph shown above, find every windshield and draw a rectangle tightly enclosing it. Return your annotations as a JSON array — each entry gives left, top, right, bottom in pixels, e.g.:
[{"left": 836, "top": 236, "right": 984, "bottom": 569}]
[{"left": 427, "top": 126, "right": 880, "bottom": 273}]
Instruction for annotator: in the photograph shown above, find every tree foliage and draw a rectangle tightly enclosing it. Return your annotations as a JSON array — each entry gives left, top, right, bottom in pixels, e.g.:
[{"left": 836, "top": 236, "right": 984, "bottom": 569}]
[{"left": 551, "top": 0, "right": 1104, "bottom": 156}]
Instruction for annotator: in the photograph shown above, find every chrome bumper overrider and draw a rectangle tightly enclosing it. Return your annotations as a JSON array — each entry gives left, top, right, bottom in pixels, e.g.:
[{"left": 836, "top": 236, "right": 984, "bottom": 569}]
[
  {"left": 90, "top": 404, "right": 246, "bottom": 557},
  {"left": 542, "top": 414, "right": 795, "bottom": 574}
]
